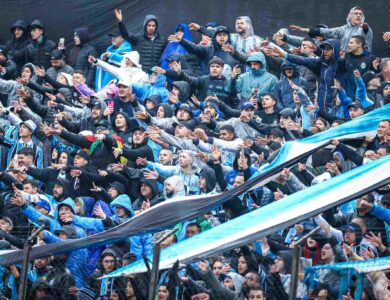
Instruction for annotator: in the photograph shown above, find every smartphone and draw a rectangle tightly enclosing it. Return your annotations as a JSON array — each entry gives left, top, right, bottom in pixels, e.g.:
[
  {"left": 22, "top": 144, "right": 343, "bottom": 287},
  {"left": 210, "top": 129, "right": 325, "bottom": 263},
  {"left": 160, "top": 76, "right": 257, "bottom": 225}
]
[
  {"left": 58, "top": 38, "right": 65, "bottom": 49},
  {"left": 107, "top": 101, "right": 114, "bottom": 109},
  {"left": 252, "top": 88, "right": 259, "bottom": 98}
]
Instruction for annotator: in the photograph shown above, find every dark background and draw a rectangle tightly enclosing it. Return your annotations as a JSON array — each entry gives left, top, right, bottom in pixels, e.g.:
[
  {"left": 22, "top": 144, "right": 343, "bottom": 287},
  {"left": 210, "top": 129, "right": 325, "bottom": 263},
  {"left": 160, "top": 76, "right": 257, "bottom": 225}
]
[{"left": 0, "top": 0, "right": 389, "bottom": 56}]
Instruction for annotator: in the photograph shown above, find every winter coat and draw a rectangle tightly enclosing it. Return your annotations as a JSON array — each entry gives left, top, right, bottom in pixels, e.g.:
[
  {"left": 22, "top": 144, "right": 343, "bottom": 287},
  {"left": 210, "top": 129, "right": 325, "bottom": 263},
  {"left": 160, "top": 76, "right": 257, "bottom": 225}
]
[
  {"left": 0, "top": 63, "right": 42, "bottom": 106},
  {"left": 0, "top": 59, "right": 17, "bottom": 80},
  {"left": 5, "top": 20, "right": 31, "bottom": 75},
  {"left": 285, "top": 39, "right": 344, "bottom": 109},
  {"left": 132, "top": 178, "right": 161, "bottom": 210},
  {"left": 179, "top": 26, "right": 238, "bottom": 73},
  {"left": 43, "top": 231, "right": 89, "bottom": 288},
  {"left": 160, "top": 23, "right": 193, "bottom": 70},
  {"left": 132, "top": 73, "right": 169, "bottom": 103},
  {"left": 25, "top": 36, "right": 57, "bottom": 70},
  {"left": 177, "top": 72, "right": 239, "bottom": 109},
  {"left": 21, "top": 197, "right": 86, "bottom": 237},
  {"left": 73, "top": 195, "right": 154, "bottom": 259},
  {"left": 67, "top": 27, "right": 98, "bottom": 87},
  {"left": 46, "top": 63, "right": 74, "bottom": 82},
  {"left": 59, "top": 98, "right": 107, "bottom": 133},
  {"left": 236, "top": 52, "right": 278, "bottom": 102},
  {"left": 121, "top": 137, "right": 155, "bottom": 168},
  {"left": 275, "top": 60, "right": 312, "bottom": 108},
  {"left": 118, "top": 15, "right": 167, "bottom": 72}
]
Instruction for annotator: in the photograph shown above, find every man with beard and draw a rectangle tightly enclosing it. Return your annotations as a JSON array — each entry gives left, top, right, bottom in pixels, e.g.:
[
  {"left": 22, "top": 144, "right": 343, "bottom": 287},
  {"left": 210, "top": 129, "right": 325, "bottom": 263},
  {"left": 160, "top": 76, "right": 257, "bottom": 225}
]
[
  {"left": 115, "top": 9, "right": 167, "bottom": 72},
  {"left": 58, "top": 98, "right": 107, "bottom": 134},
  {"left": 231, "top": 16, "right": 263, "bottom": 54},
  {"left": 46, "top": 49, "right": 74, "bottom": 81}
]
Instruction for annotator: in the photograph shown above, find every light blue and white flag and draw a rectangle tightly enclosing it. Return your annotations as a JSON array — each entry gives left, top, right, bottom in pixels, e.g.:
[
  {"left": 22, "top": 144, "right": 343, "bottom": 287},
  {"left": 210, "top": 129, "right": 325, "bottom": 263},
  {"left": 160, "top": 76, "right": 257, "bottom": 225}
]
[{"left": 106, "top": 154, "right": 390, "bottom": 277}]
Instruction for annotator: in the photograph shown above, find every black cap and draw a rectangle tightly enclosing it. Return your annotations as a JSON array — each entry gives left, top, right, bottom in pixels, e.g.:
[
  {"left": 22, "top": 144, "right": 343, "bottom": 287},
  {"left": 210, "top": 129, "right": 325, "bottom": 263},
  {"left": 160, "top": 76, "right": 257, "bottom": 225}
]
[
  {"left": 94, "top": 119, "right": 110, "bottom": 129},
  {"left": 133, "top": 126, "right": 146, "bottom": 133},
  {"left": 50, "top": 49, "right": 64, "bottom": 60},
  {"left": 108, "top": 30, "right": 122, "bottom": 37},
  {"left": 75, "top": 149, "right": 90, "bottom": 162},
  {"left": 279, "top": 108, "right": 296, "bottom": 119},
  {"left": 109, "top": 181, "right": 126, "bottom": 195},
  {"left": 55, "top": 225, "right": 77, "bottom": 239},
  {"left": 214, "top": 26, "right": 229, "bottom": 35},
  {"left": 362, "top": 71, "right": 377, "bottom": 86},
  {"left": 0, "top": 45, "right": 8, "bottom": 57},
  {"left": 173, "top": 121, "right": 192, "bottom": 130},
  {"left": 347, "top": 102, "right": 364, "bottom": 110},
  {"left": 91, "top": 100, "right": 102, "bottom": 109},
  {"left": 381, "top": 193, "right": 390, "bottom": 206},
  {"left": 175, "top": 103, "right": 193, "bottom": 118}
]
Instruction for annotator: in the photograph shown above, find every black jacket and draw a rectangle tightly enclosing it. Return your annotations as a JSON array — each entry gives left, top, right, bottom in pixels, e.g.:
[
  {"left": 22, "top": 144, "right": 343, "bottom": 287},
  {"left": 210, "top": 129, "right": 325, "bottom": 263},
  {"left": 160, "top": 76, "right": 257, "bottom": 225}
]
[
  {"left": 132, "top": 178, "right": 161, "bottom": 210},
  {"left": 119, "top": 14, "right": 167, "bottom": 72},
  {"left": 0, "top": 59, "right": 17, "bottom": 80},
  {"left": 6, "top": 19, "right": 31, "bottom": 74},
  {"left": 67, "top": 27, "right": 98, "bottom": 87},
  {"left": 25, "top": 36, "right": 57, "bottom": 69}
]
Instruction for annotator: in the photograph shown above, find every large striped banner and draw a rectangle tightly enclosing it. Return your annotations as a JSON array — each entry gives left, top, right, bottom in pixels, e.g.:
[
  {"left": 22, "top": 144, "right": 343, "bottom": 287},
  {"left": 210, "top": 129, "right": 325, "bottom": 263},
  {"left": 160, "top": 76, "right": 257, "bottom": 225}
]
[
  {"left": 0, "top": 105, "right": 389, "bottom": 266},
  {"left": 308, "top": 256, "right": 390, "bottom": 273},
  {"left": 105, "top": 155, "right": 390, "bottom": 277}
]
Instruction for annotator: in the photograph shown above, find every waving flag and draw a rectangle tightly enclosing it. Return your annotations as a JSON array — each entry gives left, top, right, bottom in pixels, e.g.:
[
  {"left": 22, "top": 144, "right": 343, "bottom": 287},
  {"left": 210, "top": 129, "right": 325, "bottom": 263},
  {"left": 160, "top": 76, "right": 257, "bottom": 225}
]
[
  {"left": 0, "top": 105, "right": 389, "bottom": 266},
  {"left": 106, "top": 155, "right": 390, "bottom": 277}
]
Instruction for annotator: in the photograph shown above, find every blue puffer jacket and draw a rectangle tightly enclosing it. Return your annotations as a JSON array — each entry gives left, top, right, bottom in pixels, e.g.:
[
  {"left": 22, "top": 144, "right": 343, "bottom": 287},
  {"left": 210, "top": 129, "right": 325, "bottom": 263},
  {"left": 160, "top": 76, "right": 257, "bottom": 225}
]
[
  {"left": 132, "top": 74, "right": 169, "bottom": 103},
  {"left": 43, "top": 231, "right": 89, "bottom": 288},
  {"left": 72, "top": 195, "right": 153, "bottom": 259},
  {"left": 22, "top": 197, "right": 86, "bottom": 237},
  {"left": 275, "top": 61, "right": 311, "bottom": 109},
  {"left": 285, "top": 39, "right": 344, "bottom": 109}
]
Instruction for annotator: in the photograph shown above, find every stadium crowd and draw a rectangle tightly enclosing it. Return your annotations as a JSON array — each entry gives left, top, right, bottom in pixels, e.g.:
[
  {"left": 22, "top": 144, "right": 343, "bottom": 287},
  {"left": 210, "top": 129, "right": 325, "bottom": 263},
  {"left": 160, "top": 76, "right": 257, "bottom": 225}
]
[{"left": 0, "top": 5, "right": 390, "bottom": 300}]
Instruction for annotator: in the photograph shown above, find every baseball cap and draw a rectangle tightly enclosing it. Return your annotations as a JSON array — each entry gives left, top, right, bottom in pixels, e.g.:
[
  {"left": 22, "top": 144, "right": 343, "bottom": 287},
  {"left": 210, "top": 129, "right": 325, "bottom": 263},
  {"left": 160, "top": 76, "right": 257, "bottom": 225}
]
[
  {"left": 173, "top": 121, "right": 192, "bottom": 130},
  {"left": 340, "top": 222, "right": 362, "bottom": 233},
  {"left": 108, "top": 30, "right": 122, "bottom": 37},
  {"left": 347, "top": 102, "right": 364, "bottom": 110},
  {"left": 75, "top": 149, "right": 90, "bottom": 162},
  {"left": 54, "top": 225, "right": 77, "bottom": 239},
  {"left": 116, "top": 79, "right": 131, "bottom": 87},
  {"left": 0, "top": 216, "right": 13, "bottom": 229},
  {"left": 94, "top": 119, "right": 110, "bottom": 129},
  {"left": 32, "top": 196, "right": 52, "bottom": 213},
  {"left": 241, "top": 102, "right": 255, "bottom": 111},
  {"left": 0, "top": 45, "right": 8, "bottom": 57}
]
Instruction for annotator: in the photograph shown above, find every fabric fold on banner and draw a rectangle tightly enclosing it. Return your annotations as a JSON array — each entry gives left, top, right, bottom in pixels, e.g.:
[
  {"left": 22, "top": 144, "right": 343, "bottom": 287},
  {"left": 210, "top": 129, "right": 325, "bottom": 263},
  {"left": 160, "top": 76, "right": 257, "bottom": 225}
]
[
  {"left": 307, "top": 257, "right": 390, "bottom": 274},
  {"left": 0, "top": 105, "right": 389, "bottom": 266},
  {"left": 105, "top": 155, "right": 390, "bottom": 277}
]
